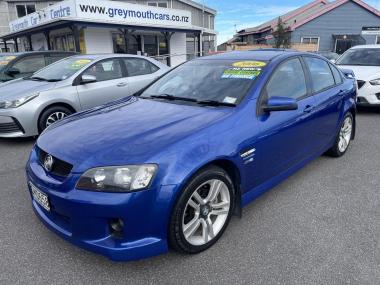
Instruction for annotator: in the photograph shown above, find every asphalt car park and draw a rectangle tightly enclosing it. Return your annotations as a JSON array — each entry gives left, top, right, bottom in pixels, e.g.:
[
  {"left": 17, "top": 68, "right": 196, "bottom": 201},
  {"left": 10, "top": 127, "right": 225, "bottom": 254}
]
[{"left": 0, "top": 107, "right": 379, "bottom": 284}]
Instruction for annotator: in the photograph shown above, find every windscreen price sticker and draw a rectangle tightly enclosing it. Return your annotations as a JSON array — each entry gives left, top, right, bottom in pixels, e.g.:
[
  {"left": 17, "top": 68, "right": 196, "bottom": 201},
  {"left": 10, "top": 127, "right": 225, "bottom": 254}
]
[{"left": 222, "top": 67, "right": 262, "bottom": 80}]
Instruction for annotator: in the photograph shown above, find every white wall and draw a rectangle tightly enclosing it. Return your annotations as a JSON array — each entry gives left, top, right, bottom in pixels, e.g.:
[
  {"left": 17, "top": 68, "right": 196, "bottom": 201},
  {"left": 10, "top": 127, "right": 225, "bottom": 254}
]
[
  {"left": 84, "top": 27, "right": 113, "bottom": 54},
  {"left": 31, "top": 33, "right": 47, "bottom": 51},
  {"left": 170, "top": 32, "right": 187, "bottom": 66}
]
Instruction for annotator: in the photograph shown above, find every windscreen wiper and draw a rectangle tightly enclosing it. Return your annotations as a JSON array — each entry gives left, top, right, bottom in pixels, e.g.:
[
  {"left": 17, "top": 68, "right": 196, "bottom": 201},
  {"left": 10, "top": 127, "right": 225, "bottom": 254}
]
[
  {"left": 196, "top": 100, "right": 236, "bottom": 107},
  {"left": 28, "top": 76, "right": 61, "bottom": 82},
  {"left": 149, "top": 94, "right": 198, "bottom": 102}
]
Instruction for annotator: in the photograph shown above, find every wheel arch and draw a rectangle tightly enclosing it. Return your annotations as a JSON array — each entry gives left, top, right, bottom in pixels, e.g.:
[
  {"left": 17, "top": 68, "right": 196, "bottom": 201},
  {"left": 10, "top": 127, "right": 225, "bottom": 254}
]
[
  {"left": 348, "top": 106, "right": 356, "bottom": 140},
  {"left": 174, "top": 158, "right": 243, "bottom": 218},
  {"left": 37, "top": 102, "right": 77, "bottom": 132}
]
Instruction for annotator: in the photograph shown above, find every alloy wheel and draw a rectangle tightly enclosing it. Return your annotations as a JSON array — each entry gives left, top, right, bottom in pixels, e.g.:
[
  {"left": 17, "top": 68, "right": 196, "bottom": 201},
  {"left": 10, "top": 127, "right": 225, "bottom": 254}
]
[
  {"left": 182, "top": 179, "right": 231, "bottom": 246},
  {"left": 46, "top": 112, "right": 68, "bottom": 127},
  {"left": 338, "top": 116, "right": 353, "bottom": 153}
]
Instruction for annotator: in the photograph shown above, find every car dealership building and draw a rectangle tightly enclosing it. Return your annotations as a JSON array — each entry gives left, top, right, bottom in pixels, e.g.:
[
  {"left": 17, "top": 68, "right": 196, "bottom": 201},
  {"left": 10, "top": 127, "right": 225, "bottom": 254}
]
[{"left": 0, "top": 0, "right": 217, "bottom": 66}]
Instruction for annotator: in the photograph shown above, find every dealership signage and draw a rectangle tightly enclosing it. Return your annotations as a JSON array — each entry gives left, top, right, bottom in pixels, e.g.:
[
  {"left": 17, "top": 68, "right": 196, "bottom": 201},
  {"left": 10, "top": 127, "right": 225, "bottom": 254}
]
[
  {"left": 362, "top": 26, "right": 380, "bottom": 35},
  {"left": 9, "top": 0, "right": 192, "bottom": 33}
]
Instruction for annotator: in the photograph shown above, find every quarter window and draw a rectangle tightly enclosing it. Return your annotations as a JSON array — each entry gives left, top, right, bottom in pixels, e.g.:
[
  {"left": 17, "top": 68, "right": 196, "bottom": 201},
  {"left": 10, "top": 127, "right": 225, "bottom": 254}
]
[
  {"left": 330, "top": 64, "right": 343, "bottom": 85},
  {"left": 16, "top": 4, "right": 36, "bottom": 18},
  {"left": 83, "top": 59, "right": 123, "bottom": 82},
  {"left": 304, "top": 57, "right": 335, "bottom": 93},
  {"left": 265, "top": 58, "right": 307, "bottom": 100},
  {"left": 123, "top": 58, "right": 159, "bottom": 77},
  {"left": 12, "top": 55, "right": 45, "bottom": 74}
]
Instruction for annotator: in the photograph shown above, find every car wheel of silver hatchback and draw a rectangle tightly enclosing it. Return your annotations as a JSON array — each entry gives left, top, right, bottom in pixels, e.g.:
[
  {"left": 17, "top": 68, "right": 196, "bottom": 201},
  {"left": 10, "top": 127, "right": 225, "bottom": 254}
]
[
  {"left": 169, "top": 166, "right": 234, "bottom": 254},
  {"left": 46, "top": 112, "right": 69, "bottom": 127},
  {"left": 38, "top": 105, "right": 73, "bottom": 134}
]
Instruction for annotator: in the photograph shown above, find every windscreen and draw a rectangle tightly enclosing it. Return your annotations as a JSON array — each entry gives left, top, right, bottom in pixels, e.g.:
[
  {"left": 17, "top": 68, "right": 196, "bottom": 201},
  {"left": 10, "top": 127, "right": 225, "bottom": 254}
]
[
  {"left": 0, "top": 54, "right": 17, "bottom": 71},
  {"left": 31, "top": 57, "right": 94, "bottom": 81},
  {"left": 141, "top": 59, "right": 266, "bottom": 105},
  {"left": 336, "top": 48, "right": 380, "bottom": 66}
]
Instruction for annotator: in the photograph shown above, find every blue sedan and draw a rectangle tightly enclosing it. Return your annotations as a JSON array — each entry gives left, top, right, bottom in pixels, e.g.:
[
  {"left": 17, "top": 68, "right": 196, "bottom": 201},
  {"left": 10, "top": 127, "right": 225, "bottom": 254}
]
[{"left": 26, "top": 50, "right": 357, "bottom": 261}]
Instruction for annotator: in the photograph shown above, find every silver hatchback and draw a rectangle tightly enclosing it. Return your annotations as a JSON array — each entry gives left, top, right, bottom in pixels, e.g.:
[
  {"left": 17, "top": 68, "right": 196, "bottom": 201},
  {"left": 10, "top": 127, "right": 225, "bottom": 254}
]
[{"left": 0, "top": 54, "right": 169, "bottom": 137}]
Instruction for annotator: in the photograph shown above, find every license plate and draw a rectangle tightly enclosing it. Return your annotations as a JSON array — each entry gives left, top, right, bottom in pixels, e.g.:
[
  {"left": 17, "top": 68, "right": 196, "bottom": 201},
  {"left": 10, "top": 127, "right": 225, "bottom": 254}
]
[{"left": 30, "top": 182, "right": 50, "bottom": 212}]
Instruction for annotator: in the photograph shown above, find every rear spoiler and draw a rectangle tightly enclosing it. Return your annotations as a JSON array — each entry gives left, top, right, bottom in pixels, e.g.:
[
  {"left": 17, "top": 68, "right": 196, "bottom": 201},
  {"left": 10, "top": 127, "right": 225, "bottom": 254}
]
[{"left": 339, "top": 68, "right": 355, "bottom": 79}]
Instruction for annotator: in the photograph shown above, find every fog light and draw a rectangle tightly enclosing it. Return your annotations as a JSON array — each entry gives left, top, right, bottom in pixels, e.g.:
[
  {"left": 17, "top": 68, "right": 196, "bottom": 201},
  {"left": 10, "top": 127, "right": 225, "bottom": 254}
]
[{"left": 109, "top": 218, "right": 124, "bottom": 239}]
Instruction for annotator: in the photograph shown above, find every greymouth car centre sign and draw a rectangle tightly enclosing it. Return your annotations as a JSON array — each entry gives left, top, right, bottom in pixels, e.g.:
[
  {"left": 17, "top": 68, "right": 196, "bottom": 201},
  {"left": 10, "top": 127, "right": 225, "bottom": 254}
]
[{"left": 9, "top": 0, "right": 193, "bottom": 33}]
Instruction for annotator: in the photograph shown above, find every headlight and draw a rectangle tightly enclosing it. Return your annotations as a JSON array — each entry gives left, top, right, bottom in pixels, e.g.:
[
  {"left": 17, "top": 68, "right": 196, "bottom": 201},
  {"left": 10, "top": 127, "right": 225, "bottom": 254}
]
[
  {"left": 369, "top": 78, "right": 380, "bottom": 86},
  {"left": 76, "top": 164, "right": 158, "bottom": 192},
  {"left": 0, "top": 92, "right": 39, "bottom": 109}
]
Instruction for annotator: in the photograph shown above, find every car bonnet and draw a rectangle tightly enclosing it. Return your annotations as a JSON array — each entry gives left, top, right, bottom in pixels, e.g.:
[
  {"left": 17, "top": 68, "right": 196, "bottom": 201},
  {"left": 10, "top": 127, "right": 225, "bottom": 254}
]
[{"left": 37, "top": 97, "right": 232, "bottom": 173}]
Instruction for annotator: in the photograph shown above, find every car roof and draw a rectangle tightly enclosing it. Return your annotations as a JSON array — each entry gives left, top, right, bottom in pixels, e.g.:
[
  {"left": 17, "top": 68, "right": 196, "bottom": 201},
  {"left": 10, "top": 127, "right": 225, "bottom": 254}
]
[
  {"left": 0, "top": 51, "right": 76, "bottom": 57},
  {"left": 350, "top": 44, "right": 380, "bottom": 50},
  {"left": 68, "top": 53, "right": 158, "bottom": 60},
  {"left": 200, "top": 50, "right": 301, "bottom": 62}
]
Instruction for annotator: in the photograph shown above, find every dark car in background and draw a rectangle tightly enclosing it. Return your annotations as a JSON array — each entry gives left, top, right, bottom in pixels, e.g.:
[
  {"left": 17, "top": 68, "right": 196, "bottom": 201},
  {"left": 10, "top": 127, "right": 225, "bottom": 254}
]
[{"left": 0, "top": 51, "right": 77, "bottom": 83}]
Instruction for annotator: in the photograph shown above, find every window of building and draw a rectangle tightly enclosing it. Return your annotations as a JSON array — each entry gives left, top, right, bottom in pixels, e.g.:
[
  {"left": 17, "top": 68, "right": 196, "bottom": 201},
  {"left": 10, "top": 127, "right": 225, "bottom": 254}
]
[
  {"left": 376, "top": 36, "right": 380, "bottom": 44},
  {"left": 123, "top": 58, "right": 159, "bottom": 77},
  {"left": 301, "top": 37, "right": 319, "bottom": 44},
  {"left": 301, "top": 37, "right": 320, "bottom": 49},
  {"left": 83, "top": 59, "right": 123, "bottom": 82},
  {"left": 304, "top": 57, "right": 335, "bottom": 93},
  {"left": 147, "top": 2, "right": 168, "bottom": 8},
  {"left": 16, "top": 4, "right": 36, "bottom": 18},
  {"left": 265, "top": 58, "right": 307, "bottom": 100}
]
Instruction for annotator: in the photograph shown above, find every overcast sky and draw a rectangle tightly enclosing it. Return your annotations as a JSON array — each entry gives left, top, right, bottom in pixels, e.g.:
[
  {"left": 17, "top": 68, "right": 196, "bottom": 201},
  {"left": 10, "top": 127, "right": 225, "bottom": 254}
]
[{"left": 196, "top": 0, "right": 380, "bottom": 44}]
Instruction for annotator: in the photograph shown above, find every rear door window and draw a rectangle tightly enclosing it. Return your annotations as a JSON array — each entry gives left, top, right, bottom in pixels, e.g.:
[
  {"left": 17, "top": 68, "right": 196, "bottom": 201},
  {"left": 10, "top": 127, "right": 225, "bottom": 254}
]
[
  {"left": 265, "top": 58, "right": 307, "bottom": 100},
  {"left": 304, "top": 57, "right": 335, "bottom": 93},
  {"left": 123, "top": 58, "right": 159, "bottom": 76}
]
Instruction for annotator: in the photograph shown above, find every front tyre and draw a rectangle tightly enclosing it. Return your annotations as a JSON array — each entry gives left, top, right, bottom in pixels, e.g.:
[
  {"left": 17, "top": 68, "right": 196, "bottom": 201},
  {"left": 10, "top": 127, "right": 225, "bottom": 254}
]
[
  {"left": 327, "top": 112, "right": 354, "bottom": 157},
  {"left": 169, "top": 166, "right": 235, "bottom": 254},
  {"left": 38, "top": 106, "right": 73, "bottom": 133}
]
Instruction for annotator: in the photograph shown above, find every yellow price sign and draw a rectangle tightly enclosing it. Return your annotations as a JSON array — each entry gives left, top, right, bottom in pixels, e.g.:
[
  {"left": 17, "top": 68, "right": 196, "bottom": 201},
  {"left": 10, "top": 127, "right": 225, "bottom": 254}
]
[
  {"left": 232, "top": 61, "right": 267, "bottom": 68},
  {"left": 70, "top": 59, "right": 92, "bottom": 69}
]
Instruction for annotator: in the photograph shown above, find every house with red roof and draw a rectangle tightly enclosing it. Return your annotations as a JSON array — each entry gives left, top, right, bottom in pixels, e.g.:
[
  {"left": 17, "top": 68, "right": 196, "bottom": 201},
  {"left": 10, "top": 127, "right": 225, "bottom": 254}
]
[{"left": 221, "top": 0, "right": 380, "bottom": 54}]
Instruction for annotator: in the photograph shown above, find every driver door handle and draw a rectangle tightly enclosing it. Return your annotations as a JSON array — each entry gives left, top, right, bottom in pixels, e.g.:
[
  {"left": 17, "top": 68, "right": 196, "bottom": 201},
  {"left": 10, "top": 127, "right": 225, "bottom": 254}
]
[
  {"left": 303, "top": 105, "right": 314, "bottom": 113},
  {"left": 117, "top": 82, "right": 128, "bottom": 87}
]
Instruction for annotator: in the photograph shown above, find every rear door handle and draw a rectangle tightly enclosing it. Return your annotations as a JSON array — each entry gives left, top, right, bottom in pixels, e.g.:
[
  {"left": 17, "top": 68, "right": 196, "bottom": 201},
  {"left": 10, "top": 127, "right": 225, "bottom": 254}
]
[
  {"left": 117, "top": 82, "right": 128, "bottom": 87},
  {"left": 303, "top": 105, "right": 314, "bottom": 113}
]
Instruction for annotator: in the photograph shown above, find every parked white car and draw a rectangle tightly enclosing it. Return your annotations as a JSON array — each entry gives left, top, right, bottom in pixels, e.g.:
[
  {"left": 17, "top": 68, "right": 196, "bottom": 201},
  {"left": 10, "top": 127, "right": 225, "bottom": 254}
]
[
  {"left": 335, "top": 45, "right": 380, "bottom": 107},
  {"left": 0, "top": 54, "right": 169, "bottom": 137}
]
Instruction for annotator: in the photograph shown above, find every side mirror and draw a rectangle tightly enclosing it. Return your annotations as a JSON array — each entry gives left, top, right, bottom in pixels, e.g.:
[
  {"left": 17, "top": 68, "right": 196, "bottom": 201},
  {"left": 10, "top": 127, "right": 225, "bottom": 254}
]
[
  {"left": 5, "top": 67, "right": 20, "bottom": 77},
  {"left": 262, "top": 96, "right": 298, "bottom": 112},
  {"left": 81, "top": 74, "right": 97, "bottom": 84}
]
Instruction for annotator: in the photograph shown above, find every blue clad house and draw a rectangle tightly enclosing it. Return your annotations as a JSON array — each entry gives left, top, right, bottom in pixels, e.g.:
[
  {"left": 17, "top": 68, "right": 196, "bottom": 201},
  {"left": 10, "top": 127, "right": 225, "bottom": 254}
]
[{"left": 223, "top": 0, "right": 380, "bottom": 54}]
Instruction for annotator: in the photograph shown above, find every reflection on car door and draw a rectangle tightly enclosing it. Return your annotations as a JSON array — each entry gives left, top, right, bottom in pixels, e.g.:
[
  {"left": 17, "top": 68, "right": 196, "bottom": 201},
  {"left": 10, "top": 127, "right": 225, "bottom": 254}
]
[
  {"left": 76, "top": 58, "right": 129, "bottom": 110},
  {"left": 122, "top": 58, "right": 161, "bottom": 94},
  {"left": 303, "top": 56, "right": 344, "bottom": 150},
  {"left": 247, "top": 57, "right": 318, "bottom": 188}
]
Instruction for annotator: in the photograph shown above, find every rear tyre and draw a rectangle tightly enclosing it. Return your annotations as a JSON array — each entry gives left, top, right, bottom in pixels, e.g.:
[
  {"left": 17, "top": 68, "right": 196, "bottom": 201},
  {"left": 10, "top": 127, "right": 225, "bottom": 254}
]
[
  {"left": 326, "top": 112, "right": 354, "bottom": 157},
  {"left": 169, "top": 166, "right": 234, "bottom": 254},
  {"left": 38, "top": 106, "right": 73, "bottom": 133}
]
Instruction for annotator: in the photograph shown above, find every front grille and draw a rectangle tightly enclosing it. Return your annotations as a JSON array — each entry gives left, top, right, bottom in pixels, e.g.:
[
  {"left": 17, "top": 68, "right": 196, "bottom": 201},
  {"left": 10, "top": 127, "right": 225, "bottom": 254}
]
[
  {"left": 37, "top": 147, "right": 73, "bottom": 177},
  {"left": 357, "top": 80, "right": 366, "bottom": 89},
  {"left": 0, "top": 120, "right": 22, "bottom": 134},
  {"left": 357, "top": 97, "right": 369, "bottom": 104}
]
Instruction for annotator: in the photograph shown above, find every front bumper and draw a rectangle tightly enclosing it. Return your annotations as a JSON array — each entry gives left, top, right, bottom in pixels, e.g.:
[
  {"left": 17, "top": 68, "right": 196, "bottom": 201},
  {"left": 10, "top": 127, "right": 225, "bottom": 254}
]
[
  {"left": 0, "top": 105, "right": 39, "bottom": 137},
  {"left": 356, "top": 80, "right": 380, "bottom": 106},
  {"left": 26, "top": 148, "right": 177, "bottom": 261}
]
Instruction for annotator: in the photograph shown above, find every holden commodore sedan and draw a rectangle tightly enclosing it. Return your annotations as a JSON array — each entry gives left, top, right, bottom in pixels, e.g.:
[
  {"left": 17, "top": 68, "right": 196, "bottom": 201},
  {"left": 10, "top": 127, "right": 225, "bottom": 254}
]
[
  {"left": 26, "top": 50, "right": 357, "bottom": 261},
  {"left": 0, "top": 54, "right": 168, "bottom": 137}
]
